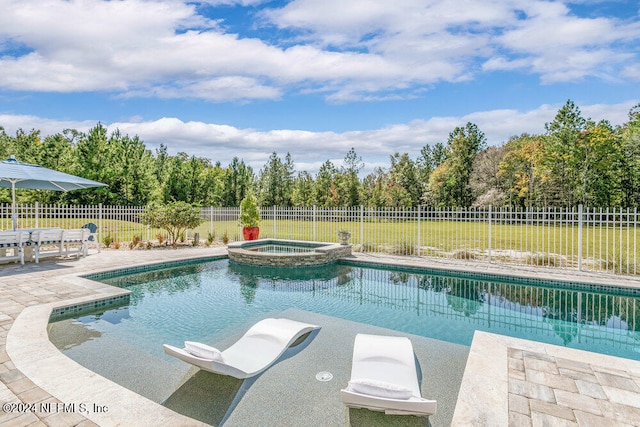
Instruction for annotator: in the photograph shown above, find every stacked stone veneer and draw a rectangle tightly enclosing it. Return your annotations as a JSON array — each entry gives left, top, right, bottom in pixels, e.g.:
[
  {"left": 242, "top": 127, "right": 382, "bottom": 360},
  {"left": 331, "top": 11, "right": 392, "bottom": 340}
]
[{"left": 228, "top": 239, "right": 352, "bottom": 267}]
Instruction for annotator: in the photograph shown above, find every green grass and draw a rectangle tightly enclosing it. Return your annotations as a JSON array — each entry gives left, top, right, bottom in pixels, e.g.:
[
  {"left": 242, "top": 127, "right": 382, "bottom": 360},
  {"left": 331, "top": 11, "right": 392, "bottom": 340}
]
[{"left": 3, "top": 215, "right": 638, "bottom": 274}]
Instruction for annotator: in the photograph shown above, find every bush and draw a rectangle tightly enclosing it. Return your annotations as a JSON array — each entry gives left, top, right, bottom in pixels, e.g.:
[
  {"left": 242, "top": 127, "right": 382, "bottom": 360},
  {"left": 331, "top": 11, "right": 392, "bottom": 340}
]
[
  {"left": 129, "top": 235, "right": 141, "bottom": 250},
  {"left": 140, "top": 202, "right": 204, "bottom": 247},
  {"left": 392, "top": 242, "right": 416, "bottom": 256},
  {"left": 103, "top": 233, "right": 114, "bottom": 248},
  {"left": 453, "top": 250, "right": 476, "bottom": 260},
  {"left": 526, "top": 254, "right": 557, "bottom": 266},
  {"left": 206, "top": 231, "right": 215, "bottom": 247}
]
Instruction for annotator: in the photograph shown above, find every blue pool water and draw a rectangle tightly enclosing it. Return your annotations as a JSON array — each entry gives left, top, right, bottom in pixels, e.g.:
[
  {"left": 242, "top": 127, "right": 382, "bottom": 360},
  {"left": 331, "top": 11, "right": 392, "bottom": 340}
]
[{"left": 49, "top": 258, "right": 640, "bottom": 361}]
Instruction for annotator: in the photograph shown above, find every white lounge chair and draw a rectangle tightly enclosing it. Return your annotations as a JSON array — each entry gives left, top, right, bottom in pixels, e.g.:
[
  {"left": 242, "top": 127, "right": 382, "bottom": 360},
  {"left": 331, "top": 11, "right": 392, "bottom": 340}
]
[
  {"left": 340, "top": 334, "right": 437, "bottom": 417},
  {"left": 163, "top": 318, "right": 320, "bottom": 379}
]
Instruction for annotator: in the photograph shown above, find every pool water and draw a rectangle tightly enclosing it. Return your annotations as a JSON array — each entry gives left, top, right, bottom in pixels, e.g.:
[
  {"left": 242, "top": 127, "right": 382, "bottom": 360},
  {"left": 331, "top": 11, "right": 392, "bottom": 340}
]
[
  {"left": 49, "top": 259, "right": 640, "bottom": 361},
  {"left": 247, "top": 244, "right": 315, "bottom": 253}
]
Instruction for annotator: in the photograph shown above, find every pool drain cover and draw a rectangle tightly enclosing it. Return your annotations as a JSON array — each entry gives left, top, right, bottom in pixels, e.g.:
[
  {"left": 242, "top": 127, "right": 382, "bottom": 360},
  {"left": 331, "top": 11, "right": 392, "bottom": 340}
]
[{"left": 316, "top": 371, "right": 333, "bottom": 381}]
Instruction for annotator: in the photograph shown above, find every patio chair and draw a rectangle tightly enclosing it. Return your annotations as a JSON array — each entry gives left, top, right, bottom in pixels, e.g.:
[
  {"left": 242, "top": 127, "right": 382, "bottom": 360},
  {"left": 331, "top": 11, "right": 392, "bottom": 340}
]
[
  {"left": 163, "top": 318, "right": 320, "bottom": 379},
  {"left": 0, "top": 230, "right": 31, "bottom": 264},
  {"left": 30, "top": 228, "right": 64, "bottom": 263},
  {"left": 62, "top": 228, "right": 90, "bottom": 258},
  {"left": 81, "top": 222, "right": 100, "bottom": 252},
  {"left": 340, "top": 334, "right": 437, "bottom": 417}
]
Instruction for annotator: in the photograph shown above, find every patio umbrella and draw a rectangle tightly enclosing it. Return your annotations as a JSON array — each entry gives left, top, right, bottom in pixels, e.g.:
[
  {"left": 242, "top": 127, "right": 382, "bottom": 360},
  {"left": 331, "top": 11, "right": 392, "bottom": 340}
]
[{"left": 0, "top": 155, "right": 107, "bottom": 230}]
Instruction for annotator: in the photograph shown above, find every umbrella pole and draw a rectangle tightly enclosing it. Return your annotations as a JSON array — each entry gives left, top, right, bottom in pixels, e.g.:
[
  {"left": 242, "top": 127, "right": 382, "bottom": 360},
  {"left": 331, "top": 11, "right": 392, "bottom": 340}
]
[{"left": 11, "top": 181, "right": 17, "bottom": 230}]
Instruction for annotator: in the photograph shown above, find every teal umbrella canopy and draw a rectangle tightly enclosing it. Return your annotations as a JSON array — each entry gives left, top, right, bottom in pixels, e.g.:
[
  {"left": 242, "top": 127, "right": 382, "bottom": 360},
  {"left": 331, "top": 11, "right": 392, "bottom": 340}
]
[{"left": 0, "top": 155, "right": 107, "bottom": 230}]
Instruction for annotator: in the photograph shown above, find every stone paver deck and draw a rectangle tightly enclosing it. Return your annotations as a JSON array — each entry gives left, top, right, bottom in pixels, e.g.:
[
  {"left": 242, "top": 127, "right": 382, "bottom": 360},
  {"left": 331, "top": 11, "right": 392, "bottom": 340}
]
[
  {"left": 1, "top": 248, "right": 639, "bottom": 426},
  {"left": 452, "top": 332, "right": 640, "bottom": 426}
]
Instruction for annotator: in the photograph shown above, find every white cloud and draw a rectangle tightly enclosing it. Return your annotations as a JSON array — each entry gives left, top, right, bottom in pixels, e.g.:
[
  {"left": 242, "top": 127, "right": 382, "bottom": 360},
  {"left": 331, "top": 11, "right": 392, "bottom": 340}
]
[
  {"left": 266, "top": 0, "right": 640, "bottom": 86},
  {"left": 1, "top": 101, "right": 635, "bottom": 175},
  {"left": 621, "top": 64, "right": 640, "bottom": 81},
  {"left": 0, "top": 113, "right": 97, "bottom": 137},
  {"left": 486, "top": 2, "right": 640, "bottom": 82},
  {"left": 0, "top": 0, "right": 636, "bottom": 101}
]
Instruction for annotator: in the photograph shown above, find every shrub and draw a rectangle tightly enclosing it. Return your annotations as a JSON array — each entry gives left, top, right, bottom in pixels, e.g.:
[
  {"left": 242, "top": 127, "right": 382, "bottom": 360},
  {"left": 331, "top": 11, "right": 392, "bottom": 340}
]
[
  {"left": 392, "top": 242, "right": 416, "bottom": 256},
  {"left": 140, "top": 202, "right": 204, "bottom": 247},
  {"left": 360, "top": 242, "right": 378, "bottom": 253},
  {"left": 526, "top": 254, "right": 557, "bottom": 266},
  {"left": 156, "top": 233, "right": 165, "bottom": 245},
  {"left": 222, "top": 231, "right": 229, "bottom": 245},
  {"left": 129, "top": 235, "right": 141, "bottom": 250},
  {"left": 206, "top": 231, "right": 215, "bottom": 247},
  {"left": 453, "top": 250, "right": 476, "bottom": 260},
  {"left": 103, "top": 233, "right": 114, "bottom": 248}
]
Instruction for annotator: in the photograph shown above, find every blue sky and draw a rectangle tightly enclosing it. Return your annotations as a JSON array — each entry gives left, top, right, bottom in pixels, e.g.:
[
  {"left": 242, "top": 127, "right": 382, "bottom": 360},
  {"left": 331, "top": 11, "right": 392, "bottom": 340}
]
[{"left": 0, "top": 0, "right": 638, "bottom": 175}]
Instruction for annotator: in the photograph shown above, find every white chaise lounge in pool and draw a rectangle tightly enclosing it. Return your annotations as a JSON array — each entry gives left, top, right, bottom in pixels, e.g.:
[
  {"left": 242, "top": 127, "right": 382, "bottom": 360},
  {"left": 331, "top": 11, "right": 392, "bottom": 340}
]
[
  {"left": 163, "top": 318, "right": 320, "bottom": 379},
  {"left": 340, "top": 333, "right": 437, "bottom": 417}
]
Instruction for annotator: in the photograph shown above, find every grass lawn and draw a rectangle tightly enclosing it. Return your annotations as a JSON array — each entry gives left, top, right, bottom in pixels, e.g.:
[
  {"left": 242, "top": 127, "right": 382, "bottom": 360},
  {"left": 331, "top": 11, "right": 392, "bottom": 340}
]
[{"left": 3, "top": 215, "right": 637, "bottom": 275}]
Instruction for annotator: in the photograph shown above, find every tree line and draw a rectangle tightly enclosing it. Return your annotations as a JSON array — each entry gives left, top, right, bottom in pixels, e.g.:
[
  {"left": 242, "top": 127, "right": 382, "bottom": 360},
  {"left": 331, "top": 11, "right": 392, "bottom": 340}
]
[{"left": 1, "top": 100, "right": 639, "bottom": 208}]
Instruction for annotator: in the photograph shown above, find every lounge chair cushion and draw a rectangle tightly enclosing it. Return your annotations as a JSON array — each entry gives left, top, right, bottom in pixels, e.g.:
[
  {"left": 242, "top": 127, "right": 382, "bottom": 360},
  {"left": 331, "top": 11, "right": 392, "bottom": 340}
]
[
  {"left": 184, "top": 341, "right": 224, "bottom": 362},
  {"left": 347, "top": 378, "right": 413, "bottom": 400},
  {"left": 340, "top": 334, "right": 437, "bottom": 416}
]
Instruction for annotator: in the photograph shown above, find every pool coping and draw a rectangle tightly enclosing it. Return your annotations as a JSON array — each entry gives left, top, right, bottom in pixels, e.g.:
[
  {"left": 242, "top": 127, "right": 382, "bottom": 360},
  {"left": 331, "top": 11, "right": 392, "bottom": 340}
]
[
  {"left": 4, "top": 249, "right": 640, "bottom": 426},
  {"left": 452, "top": 331, "right": 640, "bottom": 426}
]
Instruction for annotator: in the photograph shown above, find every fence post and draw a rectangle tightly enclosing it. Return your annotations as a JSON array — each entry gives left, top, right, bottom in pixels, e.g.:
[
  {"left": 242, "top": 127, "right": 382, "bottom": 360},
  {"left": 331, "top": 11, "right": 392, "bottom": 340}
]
[
  {"left": 313, "top": 205, "right": 317, "bottom": 241},
  {"left": 488, "top": 205, "right": 492, "bottom": 263},
  {"left": 210, "top": 206, "right": 213, "bottom": 236},
  {"left": 578, "top": 204, "right": 583, "bottom": 271},
  {"left": 98, "top": 203, "right": 103, "bottom": 247},
  {"left": 634, "top": 207, "right": 637, "bottom": 276},
  {"left": 145, "top": 206, "right": 150, "bottom": 242},
  {"left": 360, "top": 205, "right": 364, "bottom": 248},
  {"left": 35, "top": 201, "right": 39, "bottom": 229},
  {"left": 273, "top": 206, "right": 277, "bottom": 238},
  {"left": 417, "top": 205, "right": 421, "bottom": 257}
]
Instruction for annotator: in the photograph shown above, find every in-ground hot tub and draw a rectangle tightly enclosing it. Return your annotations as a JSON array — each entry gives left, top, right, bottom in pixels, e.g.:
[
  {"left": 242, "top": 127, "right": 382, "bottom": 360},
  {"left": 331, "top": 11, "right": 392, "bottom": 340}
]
[{"left": 227, "top": 238, "right": 352, "bottom": 267}]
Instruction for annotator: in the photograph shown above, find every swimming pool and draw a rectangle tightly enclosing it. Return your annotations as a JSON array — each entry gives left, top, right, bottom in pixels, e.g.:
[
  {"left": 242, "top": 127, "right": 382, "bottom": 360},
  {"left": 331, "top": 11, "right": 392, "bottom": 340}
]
[{"left": 49, "top": 258, "right": 640, "bottom": 362}]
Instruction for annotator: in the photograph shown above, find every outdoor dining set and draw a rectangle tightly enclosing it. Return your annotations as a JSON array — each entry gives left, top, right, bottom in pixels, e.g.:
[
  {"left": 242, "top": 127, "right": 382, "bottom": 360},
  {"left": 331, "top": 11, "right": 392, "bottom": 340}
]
[{"left": 0, "top": 226, "right": 98, "bottom": 265}]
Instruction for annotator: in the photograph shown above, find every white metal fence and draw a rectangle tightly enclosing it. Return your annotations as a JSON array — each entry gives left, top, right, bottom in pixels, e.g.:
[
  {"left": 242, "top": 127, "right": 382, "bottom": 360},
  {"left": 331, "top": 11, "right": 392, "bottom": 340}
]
[{"left": 2, "top": 203, "right": 638, "bottom": 276}]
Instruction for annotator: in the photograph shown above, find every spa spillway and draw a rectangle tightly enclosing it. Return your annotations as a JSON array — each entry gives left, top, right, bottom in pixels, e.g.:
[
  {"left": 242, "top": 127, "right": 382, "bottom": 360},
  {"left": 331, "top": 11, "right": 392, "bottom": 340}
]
[{"left": 227, "top": 239, "right": 352, "bottom": 267}]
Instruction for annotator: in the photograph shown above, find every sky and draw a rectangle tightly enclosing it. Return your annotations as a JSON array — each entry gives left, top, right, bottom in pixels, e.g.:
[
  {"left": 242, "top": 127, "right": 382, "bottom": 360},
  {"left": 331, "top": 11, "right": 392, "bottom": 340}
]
[{"left": 0, "top": 0, "right": 639, "bottom": 176}]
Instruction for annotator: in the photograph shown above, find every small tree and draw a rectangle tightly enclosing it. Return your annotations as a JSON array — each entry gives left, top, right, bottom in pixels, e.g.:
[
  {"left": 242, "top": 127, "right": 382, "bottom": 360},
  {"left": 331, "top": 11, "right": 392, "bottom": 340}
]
[
  {"left": 140, "top": 201, "right": 203, "bottom": 247},
  {"left": 239, "top": 192, "right": 261, "bottom": 228}
]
